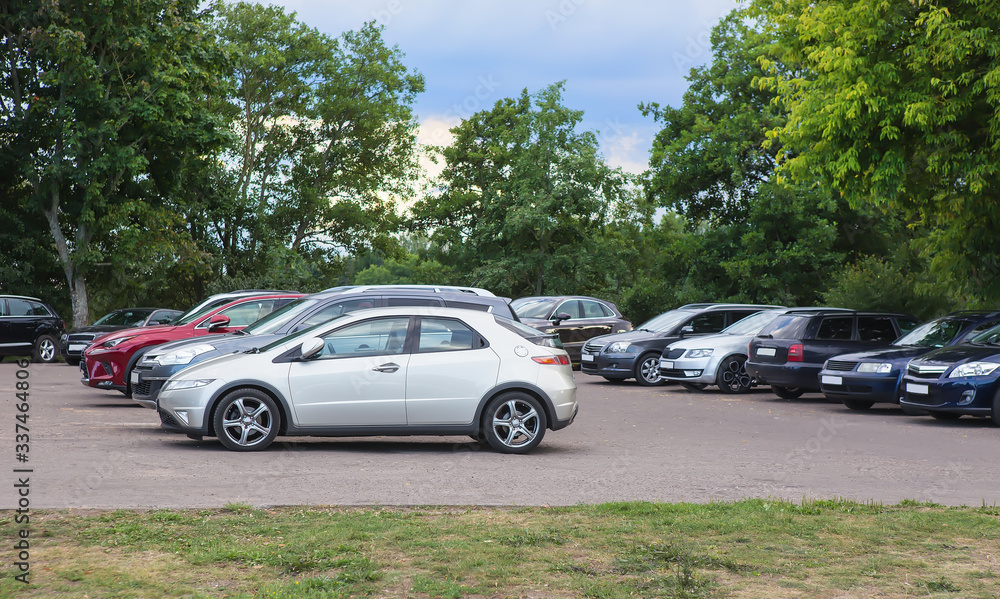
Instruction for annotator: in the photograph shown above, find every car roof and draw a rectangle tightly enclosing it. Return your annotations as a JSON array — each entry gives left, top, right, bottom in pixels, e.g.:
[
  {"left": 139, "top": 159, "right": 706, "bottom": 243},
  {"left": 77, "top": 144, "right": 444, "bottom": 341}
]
[
  {"left": 317, "top": 284, "right": 496, "bottom": 297},
  {"left": 781, "top": 308, "right": 912, "bottom": 317},
  {"left": 675, "top": 303, "right": 786, "bottom": 311}
]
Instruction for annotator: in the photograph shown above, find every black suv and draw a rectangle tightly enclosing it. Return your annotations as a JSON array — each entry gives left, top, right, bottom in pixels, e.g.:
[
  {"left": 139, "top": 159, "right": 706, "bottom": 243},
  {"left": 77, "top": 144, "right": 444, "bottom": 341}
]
[
  {"left": 580, "top": 303, "right": 783, "bottom": 385},
  {"left": 747, "top": 309, "right": 919, "bottom": 399},
  {"left": 130, "top": 285, "right": 521, "bottom": 408},
  {"left": 0, "top": 295, "right": 65, "bottom": 363}
]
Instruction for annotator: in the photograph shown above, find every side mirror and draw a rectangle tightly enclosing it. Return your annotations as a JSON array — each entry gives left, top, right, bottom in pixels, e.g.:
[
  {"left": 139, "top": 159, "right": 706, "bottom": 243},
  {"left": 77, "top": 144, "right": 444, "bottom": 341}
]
[
  {"left": 300, "top": 337, "right": 325, "bottom": 360},
  {"left": 207, "top": 314, "right": 231, "bottom": 331},
  {"left": 679, "top": 325, "right": 694, "bottom": 337},
  {"left": 551, "top": 312, "right": 573, "bottom": 324}
]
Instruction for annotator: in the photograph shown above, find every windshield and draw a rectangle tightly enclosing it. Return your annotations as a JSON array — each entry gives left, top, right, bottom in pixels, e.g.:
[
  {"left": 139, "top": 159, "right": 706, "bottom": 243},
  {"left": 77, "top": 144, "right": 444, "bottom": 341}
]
[
  {"left": 894, "top": 317, "right": 974, "bottom": 348},
  {"left": 511, "top": 298, "right": 558, "bottom": 319},
  {"left": 172, "top": 297, "right": 234, "bottom": 326},
  {"left": 636, "top": 310, "right": 693, "bottom": 333},
  {"left": 721, "top": 310, "right": 784, "bottom": 336},
  {"left": 241, "top": 298, "right": 319, "bottom": 335},
  {"left": 970, "top": 322, "right": 1000, "bottom": 345},
  {"left": 92, "top": 309, "right": 153, "bottom": 327}
]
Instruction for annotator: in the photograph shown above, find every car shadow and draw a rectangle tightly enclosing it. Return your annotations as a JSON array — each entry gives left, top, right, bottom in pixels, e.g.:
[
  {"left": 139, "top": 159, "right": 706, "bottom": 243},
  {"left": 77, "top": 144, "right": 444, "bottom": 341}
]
[{"left": 162, "top": 436, "right": 574, "bottom": 456}]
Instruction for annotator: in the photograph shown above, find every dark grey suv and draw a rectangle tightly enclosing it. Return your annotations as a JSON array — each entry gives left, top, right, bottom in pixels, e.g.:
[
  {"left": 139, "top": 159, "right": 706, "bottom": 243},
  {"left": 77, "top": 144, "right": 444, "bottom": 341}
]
[
  {"left": 130, "top": 285, "right": 522, "bottom": 408},
  {"left": 580, "top": 303, "right": 783, "bottom": 385},
  {"left": 0, "top": 295, "right": 65, "bottom": 363}
]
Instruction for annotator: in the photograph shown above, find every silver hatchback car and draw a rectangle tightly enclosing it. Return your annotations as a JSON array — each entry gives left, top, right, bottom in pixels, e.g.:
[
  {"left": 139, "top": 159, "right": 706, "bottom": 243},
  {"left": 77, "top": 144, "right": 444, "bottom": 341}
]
[{"left": 157, "top": 307, "right": 579, "bottom": 453}]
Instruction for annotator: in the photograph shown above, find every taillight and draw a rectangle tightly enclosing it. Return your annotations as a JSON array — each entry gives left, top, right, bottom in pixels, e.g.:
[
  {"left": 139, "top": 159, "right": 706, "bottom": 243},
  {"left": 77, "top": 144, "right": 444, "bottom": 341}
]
[
  {"left": 533, "top": 355, "right": 570, "bottom": 365},
  {"left": 787, "top": 343, "right": 803, "bottom": 362}
]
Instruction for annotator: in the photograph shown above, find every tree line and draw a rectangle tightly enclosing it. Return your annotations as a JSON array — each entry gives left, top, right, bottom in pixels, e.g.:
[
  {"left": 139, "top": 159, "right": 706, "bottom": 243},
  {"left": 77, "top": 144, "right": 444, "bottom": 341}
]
[{"left": 2, "top": 0, "right": 997, "bottom": 328}]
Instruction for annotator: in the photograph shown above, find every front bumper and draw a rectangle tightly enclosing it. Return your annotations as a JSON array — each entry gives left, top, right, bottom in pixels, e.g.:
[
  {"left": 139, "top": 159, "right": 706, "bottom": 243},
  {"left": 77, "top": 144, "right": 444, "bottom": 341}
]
[
  {"left": 898, "top": 376, "right": 998, "bottom": 415},
  {"left": 659, "top": 355, "right": 715, "bottom": 384},
  {"left": 157, "top": 379, "right": 227, "bottom": 435},
  {"left": 130, "top": 362, "right": 184, "bottom": 409},
  {"left": 818, "top": 370, "right": 901, "bottom": 403},
  {"left": 579, "top": 351, "right": 637, "bottom": 378},
  {"left": 80, "top": 354, "right": 127, "bottom": 392}
]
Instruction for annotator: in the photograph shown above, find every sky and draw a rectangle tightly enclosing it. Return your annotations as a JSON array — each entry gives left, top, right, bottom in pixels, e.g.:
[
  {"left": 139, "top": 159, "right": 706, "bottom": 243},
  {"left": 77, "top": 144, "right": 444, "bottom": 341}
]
[{"left": 269, "top": 0, "right": 741, "bottom": 176}]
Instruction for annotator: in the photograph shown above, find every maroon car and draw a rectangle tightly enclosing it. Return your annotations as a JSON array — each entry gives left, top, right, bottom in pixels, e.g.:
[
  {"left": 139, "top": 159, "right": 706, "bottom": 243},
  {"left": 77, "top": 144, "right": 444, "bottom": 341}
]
[
  {"left": 512, "top": 295, "right": 632, "bottom": 364},
  {"left": 81, "top": 291, "right": 301, "bottom": 396}
]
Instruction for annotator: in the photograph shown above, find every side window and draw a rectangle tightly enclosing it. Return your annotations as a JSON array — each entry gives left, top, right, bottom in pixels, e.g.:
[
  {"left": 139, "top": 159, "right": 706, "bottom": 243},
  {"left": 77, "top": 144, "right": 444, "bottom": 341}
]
[
  {"left": 858, "top": 316, "right": 898, "bottom": 342},
  {"left": 28, "top": 302, "right": 51, "bottom": 316},
  {"left": 687, "top": 312, "right": 726, "bottom": 334},
  {"left": 417, "top": 318, "right": 477, "bottom": 353},
  {"left": 0, "top": 300, "right": 7, "bottom": 316},
  {"left": 217, "top": 300, "right": 277, "bottom": 327},
  {"left": 7, "top": 299, "right": 33, "bottom": 317},
  {"left": 969, "top": 319, "right": 1000, "bottom": 336},
  {"left": 299, "top": 299, "right": 377, "bottom": 329},
  {"left": 318, "top": 317, "right": 409, "bottom": 358},
  {"left": 554, "top": 300, "right": 582, "bottom": 319},
  {"left": 816, "top": 316, "right": 853, "bottom": 340},
  {"left": 386, "top": 297, "right": 441, "bottom": 307},
  {"left": 580, "top": 300, "right": 607, "bottom": 319},
  {"left": 728, "top": 310, "right": 758, "bottom": 326}
]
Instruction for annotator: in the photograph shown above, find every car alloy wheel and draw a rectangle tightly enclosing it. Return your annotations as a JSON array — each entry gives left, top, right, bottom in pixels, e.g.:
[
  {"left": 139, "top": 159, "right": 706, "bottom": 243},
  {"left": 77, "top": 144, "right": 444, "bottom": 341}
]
[
  {"left": 214, "top": 388, "right": 280, "bottom": 451},
  {"left": 634, "top": 353, "right": 664, "bottom": 386},
  {"left": 33, "top": 334, "right": 58, "bottom": 363},
  {"left": 483, "top": 392, "right": 546, "bottom": 454},
  {"left": 716, "top": 355, "right": 751, "bottom": 394}
]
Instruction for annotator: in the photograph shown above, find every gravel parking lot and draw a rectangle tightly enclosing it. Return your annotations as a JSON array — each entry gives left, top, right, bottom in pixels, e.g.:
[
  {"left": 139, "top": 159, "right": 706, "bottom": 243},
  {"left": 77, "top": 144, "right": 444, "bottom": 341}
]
[{"left": 4, "top": 363, "right": 999, "bottom": 509}]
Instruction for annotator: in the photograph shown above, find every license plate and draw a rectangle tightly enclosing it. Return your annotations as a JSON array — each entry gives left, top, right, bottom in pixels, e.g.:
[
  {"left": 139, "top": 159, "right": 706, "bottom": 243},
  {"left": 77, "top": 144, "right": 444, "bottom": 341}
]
[
  {"left": 822, "top": 375, "right": 842, "bottom": 386},
  {"left": 756, "top": 347, "right": 776, "bottom": 357},
  {"left": 130, "top": 371, "right": 140, "bottom": 385},
  {"left": 68, "top": 343, "right": 87, "bottom": 352},
  {"left": 581, "top": 354, "right": 595, "bottom": 362},
  {"left": 907, "top": 383, "right": 929, "bottom": 395},
  {"left": 660, "top": 360, "right": 673, "bottom": 369}
]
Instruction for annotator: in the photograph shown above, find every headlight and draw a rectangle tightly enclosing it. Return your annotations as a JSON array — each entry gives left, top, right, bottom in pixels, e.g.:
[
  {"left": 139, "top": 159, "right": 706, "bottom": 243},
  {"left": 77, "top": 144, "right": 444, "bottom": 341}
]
[
  {"left": 605, "top": 341, "right": 632, "bottom": 353},
  {"left": 157, "top": 344, "right": 216, "bottom": 365},
  {"left": 162, "top": 379, "right": 215, "bottom": 392},
  {"left": 857, "top": 362, "right": 893, "bottom": 374},
  {"left": 948, "top": 362, "right": 1000, "bottom": 378},
  {"left": 61, "top": 334, "right": 68, "bottom": 343},
  {"left": 685, "top": 349, "right": 713, "bottom": 359},
  {"left": 101, "top": 335, "right": 138, "bottom": 348}
]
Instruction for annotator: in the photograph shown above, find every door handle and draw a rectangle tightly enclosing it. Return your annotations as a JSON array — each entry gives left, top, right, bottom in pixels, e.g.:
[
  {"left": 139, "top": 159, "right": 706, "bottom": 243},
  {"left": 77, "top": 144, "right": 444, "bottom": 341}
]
[{"left": 373, "top": 363, "right": 400, "bottom": 373}]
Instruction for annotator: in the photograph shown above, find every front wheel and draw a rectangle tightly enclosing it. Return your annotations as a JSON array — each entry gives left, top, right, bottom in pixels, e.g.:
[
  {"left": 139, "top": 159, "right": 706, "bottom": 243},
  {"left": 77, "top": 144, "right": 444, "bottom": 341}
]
[
  {"left": 213, "top": 388, "right": 280, "bottom": 451},
  {"left": 771, "top": 385, "right": 804, "bottom": 399},
  {"left": 633, "top": 353, "right": 664, "bottom": 386},
  {"left": 842, "top": 399, "right": 875, "bottom": 411},
  {"left": 716, "top": 355, "right": 752, "bottom": 394},
  {"left": 482, "top": 392, "right": 547, "bottom": 454},
  {"left": 33, "top": 334, "right": 58, "bottom": 363}
]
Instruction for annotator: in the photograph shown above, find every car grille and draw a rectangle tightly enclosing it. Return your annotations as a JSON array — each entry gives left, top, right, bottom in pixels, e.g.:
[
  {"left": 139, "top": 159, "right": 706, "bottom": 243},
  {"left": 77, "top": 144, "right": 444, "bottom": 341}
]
[
  {"left": 133, "top": 379, "right": 152, "bottom": 396},
  {"left": 583, "top": 340, "right": 606, "bottom": 353},
  {"left": 659, "top": 368, "right": 691, "bottom": 378},
  {"left": 68, "top": 333, "right": 98, "bottom": 343},
  {"left": 158, "top": 411, "right": 178, "bottom": 427},
  {"left": 907, "top": 363, "right": 948, "bottom": 379},
  {"left": 664, "top": 349, "right": 685, "bottom": 360},
  {"left": 826, "top": 360, "right": 858, "bottom": 372}
]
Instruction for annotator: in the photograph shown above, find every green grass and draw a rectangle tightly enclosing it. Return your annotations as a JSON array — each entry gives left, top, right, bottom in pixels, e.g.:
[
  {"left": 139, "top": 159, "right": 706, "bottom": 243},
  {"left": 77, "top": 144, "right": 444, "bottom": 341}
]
[{"left": 2, "top": 499, "right": 999, "bottom": 598}]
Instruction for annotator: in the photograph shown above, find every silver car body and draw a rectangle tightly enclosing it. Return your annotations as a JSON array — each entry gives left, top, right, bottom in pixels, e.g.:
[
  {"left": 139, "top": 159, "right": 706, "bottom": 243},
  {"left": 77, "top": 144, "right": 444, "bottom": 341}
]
[
  {"left": 157, "top": 307, "right": 577, "bottom": 452},
  {"left": 659, "top": 309, "right": 790, "bottom": 388}
]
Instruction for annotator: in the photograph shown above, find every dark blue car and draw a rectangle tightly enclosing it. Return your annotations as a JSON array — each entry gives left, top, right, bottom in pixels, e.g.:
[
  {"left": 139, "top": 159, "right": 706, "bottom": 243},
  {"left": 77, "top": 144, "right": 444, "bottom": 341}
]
[
  {"left": 819, "top": 311, "right": 1000, "bottom": 410},
  {"left": 900, "top": 320, "right": 1000, "bottom": 424}
]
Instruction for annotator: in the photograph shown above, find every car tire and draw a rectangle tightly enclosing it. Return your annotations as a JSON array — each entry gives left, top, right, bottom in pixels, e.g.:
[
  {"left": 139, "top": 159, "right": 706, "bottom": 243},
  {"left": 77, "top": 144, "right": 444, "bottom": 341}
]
[
  {"left": 771, "top": 385, "right": 804, "bottom": 399},
  {"left": 716, "top": 355, "right": 752, "bottom": 394},
  {"left": 633, "top": 353, "right": 664, "bottom": 386},
  {"left": 213, "top": 388, "right": 281, "bottom": 451},
  {"left": 842, "top": 399, "right": 875, "bottom": 411},
  {"left": 992, "top": 391, "right": 1000, "bottom": 427},
  {"left": 64, "top": 357, "right": 80, "bottom": 367},
  {"left": 681, "top": 382, "right": 708, "bottom": 391},
  {"left": 929, "top": 412, "right": 961, "bottom": 421},
  {"left": 32, "top": 334, "right": 58, "bottom": 363},
  {"left": 482, "top": 392, "right": 547, "bottom": 454}
]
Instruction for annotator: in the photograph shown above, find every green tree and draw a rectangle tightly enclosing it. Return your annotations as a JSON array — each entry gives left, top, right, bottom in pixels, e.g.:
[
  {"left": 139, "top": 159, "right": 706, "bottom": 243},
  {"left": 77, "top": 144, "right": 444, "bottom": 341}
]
[
  {"left": 410, "top": 82, "right": 645, "bottom": 298},
  {"left": 0, "top": 0, "right": 229, "bottom": 326},
  {"left": 207, "top": 3, "right": 424, "bottom": 276},
  {"left": 752, "top": 0, "right": 1000, "bottom": 302}
]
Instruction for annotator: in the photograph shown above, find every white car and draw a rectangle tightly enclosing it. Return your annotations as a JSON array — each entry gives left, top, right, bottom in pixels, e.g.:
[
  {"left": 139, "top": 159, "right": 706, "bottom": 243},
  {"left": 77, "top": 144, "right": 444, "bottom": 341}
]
[
  {"left": 658, "top": 309, "right": 790, "bottom": 393},
  {"left": 157, "top": 306, "right": 578, "bottom": 453}
]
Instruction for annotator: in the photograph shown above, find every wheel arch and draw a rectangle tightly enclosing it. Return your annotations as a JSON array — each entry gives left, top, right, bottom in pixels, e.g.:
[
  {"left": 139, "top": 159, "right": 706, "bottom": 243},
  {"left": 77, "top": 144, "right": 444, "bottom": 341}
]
[
  {"left": 473, "top": 382, "right": 557, "bottom": 433},
  {"left": 202, "top": 380, "right": 293, "bottom": 437}
]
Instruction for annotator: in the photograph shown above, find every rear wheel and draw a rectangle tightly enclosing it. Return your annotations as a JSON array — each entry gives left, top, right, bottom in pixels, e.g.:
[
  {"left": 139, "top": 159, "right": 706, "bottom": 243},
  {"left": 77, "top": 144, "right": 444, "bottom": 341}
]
[
  {"left": 842, "top": 399, "right": 875, "bottom": 411},
  {"left": 634, "top": 353, "right": 664, "bottom": 386},
  {"left": 929, "top": 411, "right": 961, "bottom": 421},
  {"left": 33, "top": 334, "right": 58, "bottom": 363},
  {"left": 680, "top": 382, "right": 708, "bottom": 391},
  {"left": 716, "top": 355, "right": 752, "bottom": 394},
  {"left": 482, "top": 392, "right": 546, "bottom": 454},
  {"left": 214, "top": 388, "right": 280, "bottom": 451},
  {"left": 771, "top": 385, "right": 804, "bottom": 399}
]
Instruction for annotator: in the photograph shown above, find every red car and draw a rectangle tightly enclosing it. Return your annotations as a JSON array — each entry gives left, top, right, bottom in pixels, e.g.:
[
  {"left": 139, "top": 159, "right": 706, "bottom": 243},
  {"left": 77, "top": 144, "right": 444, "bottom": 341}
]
[{"left": 81, "top": 291, "right": 302, "bottom": 396}]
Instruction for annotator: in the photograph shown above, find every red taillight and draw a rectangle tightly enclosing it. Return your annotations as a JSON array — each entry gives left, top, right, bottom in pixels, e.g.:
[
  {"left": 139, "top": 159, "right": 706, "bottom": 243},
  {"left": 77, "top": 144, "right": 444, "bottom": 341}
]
[
  {"left": 533, "top": 355, "right": 570, "bottom": 365},
  {"left": 787, "top": 343, "right": 803, "bottom": 362}
]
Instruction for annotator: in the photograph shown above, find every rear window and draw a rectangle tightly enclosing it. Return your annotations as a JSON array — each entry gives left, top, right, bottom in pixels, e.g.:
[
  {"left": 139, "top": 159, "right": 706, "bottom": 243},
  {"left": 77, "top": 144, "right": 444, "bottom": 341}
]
[{"left": 757, "top": 314, "right": 811, "bottom": 339}]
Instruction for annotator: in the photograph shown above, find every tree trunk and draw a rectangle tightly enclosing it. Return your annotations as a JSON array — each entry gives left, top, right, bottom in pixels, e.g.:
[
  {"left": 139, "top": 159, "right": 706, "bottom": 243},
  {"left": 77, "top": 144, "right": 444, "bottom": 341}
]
[{"left": 41, "top": 188, "right": 90, "bottom": 328}]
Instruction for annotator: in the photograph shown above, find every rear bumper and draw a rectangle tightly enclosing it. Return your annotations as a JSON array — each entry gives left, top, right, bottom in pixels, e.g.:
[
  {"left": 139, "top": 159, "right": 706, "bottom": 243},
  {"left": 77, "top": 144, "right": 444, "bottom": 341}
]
[{"left": 747, "top": 361, "right": 821, "bottom": 391}]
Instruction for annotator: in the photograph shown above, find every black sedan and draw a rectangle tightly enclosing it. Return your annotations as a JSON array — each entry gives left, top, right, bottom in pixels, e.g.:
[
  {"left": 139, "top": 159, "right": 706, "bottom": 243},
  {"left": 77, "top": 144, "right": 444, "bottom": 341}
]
[
  {"left": 511, "top": 296, "right": 631, "bottom": 364},
  {"left": 59, "top": 307, "right": 181, "bottom": 366},
  {"left": 819, "top": 311, "right": 1000, "bottom": 410},
  {"left": 900, "top": 322, "right": 1000, "bottom": 424}
]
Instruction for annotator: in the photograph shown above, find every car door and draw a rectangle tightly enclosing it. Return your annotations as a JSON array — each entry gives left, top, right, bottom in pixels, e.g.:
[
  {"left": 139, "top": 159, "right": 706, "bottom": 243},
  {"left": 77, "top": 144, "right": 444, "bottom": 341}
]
[
  {"left": 286, "top": 316, "right": 411, "bottom": 426},
  {"left": 0, "top": 299, "right": 11, "bottom": 349},
  {"left": 806, "top": 315, "right": 857, "bottom": 364},
  {"left": 405, "top": 317, "right": 500, "bottom": 425},
  {"left": 5, "top": 298, "right": 39, "bottom": 350}
]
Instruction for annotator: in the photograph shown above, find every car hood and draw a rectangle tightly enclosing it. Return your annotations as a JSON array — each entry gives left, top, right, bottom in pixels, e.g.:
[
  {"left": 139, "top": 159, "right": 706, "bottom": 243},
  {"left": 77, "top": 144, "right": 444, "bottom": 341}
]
[
  {"left": 830, "top": 346, "right": 934, "bottom": 363},
  {"left": 910, "top": 344, "right": 1000, "bottom": 365},
  {"left": 590, "top": 329, "right": 664, "bottom": 345},
  {"left": 145, "top": 333, "right": 283, "bottom": 360},
  {"left": 67, "top": 325, "right": 133, "bottom": 336},
  {"left": 667, "top": 332, "right": 751, "bottom": 351}
]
